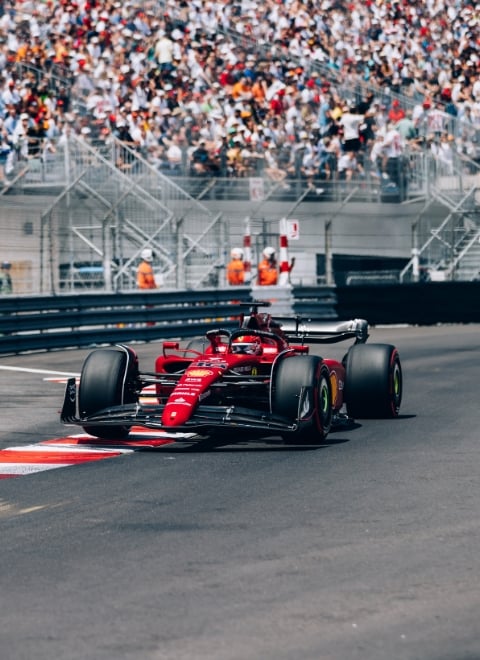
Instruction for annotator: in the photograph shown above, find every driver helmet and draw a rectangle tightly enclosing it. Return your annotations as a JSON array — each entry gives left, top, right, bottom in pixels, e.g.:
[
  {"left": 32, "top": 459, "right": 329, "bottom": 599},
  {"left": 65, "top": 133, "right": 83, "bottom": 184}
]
[
  {"left": 263, "top": 246, "right": 276, "bottom": 259},
  {"left": 230, "top": 247, "right": 244, "bottom": 260},
  {"left": 141, "top": 248, "right": 153, "bottom": 262},
  {"left": 231, "top": 335, "right": 263, "bottom": 355}
]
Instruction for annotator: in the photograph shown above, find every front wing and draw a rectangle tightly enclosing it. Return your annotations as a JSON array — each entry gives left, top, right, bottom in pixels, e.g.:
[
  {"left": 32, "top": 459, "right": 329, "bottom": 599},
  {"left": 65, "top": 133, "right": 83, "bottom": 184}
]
[{"left": 61, "top": 378, "right": 298, "bottom": 435}]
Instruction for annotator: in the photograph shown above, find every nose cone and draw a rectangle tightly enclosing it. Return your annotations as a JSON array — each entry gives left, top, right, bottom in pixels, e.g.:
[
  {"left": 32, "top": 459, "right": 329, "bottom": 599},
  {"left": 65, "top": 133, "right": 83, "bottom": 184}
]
[
  {"left": 162, "top": 400, "right": 193, "bottom": 427},
  {"left": 161, "top": 365, "right": 222, "bottom": 427}
]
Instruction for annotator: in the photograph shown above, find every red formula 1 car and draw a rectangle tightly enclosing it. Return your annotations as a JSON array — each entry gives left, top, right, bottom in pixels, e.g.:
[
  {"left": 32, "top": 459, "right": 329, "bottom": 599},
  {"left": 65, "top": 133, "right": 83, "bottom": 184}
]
[{"left": 61, "top": 302, "right": 402, "bottom": 444}]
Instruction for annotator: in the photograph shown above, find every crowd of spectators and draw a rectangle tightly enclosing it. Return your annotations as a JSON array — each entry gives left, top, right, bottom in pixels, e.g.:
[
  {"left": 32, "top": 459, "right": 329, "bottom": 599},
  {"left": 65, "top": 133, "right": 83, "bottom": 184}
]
[{"left": 0, "top": 0, "right": 479, "bottom": 190}]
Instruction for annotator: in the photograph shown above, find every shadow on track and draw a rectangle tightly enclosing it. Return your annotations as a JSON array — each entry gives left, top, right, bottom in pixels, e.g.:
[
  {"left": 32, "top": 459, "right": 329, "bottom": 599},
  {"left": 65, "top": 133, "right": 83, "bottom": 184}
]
[{"left": 143, "top": 422, "right": 363, "bottom": 453}]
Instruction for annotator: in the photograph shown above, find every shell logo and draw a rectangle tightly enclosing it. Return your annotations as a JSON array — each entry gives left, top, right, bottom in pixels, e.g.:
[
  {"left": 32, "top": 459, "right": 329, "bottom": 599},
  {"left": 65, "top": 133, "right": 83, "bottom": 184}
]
[{"left": 187, "top": 368, "right": 214, "bottom": 377}]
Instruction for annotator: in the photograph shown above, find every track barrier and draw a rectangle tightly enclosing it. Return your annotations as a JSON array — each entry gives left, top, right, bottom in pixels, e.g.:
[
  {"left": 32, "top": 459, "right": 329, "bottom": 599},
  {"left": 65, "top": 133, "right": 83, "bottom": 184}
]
[{"left": 1, "top": 282, "right": 479, "bottom": 354}]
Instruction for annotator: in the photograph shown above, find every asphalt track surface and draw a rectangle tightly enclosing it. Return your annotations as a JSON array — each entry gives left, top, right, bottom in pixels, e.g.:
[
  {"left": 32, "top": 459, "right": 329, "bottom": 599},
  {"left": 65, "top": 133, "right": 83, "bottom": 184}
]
[{"left": 1, "top": 324, "right": 479, "bottom": 660}]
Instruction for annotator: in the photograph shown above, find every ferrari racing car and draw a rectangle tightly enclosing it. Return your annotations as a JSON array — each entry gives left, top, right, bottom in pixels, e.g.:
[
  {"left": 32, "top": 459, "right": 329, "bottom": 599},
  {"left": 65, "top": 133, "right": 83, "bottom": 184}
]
[{"left": 61, "top": 302, "right": 402, "bottom": 443}]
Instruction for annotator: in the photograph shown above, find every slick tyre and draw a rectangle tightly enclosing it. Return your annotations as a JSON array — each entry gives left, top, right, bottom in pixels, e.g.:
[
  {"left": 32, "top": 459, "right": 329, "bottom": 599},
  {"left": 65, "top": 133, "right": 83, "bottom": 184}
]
[
  {"left": 344, "top": 343, "right": 402, "bottom": 419},
  {"left": 273, "top": 355, "right": 332, "bottom": 444},
  {"left": 79, "top": 347, "right": 138, "bottom": 439}
]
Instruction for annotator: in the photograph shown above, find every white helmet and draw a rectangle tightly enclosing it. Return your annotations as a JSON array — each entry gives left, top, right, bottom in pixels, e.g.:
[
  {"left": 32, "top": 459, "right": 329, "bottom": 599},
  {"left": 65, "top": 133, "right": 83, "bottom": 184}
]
[
  {"left": 231, "top": 247, "right": 243, "bottom": 259},
  {"left": 263, "top": 246, "right": 276, "bottom": 258},
  {"left": 141, "top": 248, "right": 153, "bottom": 262}
]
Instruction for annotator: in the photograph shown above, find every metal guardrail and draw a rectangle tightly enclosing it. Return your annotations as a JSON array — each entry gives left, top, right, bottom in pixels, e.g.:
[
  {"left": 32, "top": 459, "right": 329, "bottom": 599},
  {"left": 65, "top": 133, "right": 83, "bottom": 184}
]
[
  {"left": 0, "top": 286, "right": 341, "bottom": 355},
  {"left": 291, "top": 286, "right": 339, "bottom": 318},
  {"left": 0, "top": 289, "right": 254, "bottom": 354},
  {"left": 2, "top": 282, "right": 480, "bottom": 354}
]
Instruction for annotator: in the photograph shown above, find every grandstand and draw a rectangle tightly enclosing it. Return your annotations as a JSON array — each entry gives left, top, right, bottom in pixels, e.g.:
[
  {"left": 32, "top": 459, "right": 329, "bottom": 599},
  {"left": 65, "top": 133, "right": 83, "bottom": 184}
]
[{"left": 1, "top": 0, "right": 479, "bottom": 292}]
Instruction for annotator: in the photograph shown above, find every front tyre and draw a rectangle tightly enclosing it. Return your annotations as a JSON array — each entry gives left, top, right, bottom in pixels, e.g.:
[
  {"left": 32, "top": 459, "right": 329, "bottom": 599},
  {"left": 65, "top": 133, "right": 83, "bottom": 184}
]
[
  {"left": 344, "top": 344, "right": 402, "bottom": 419},
  {"left": 272, "top": 355, "right": 332, "bottom": 444},
  {"left": 79, "top": 347, "right": 138, "bottom": 439}
]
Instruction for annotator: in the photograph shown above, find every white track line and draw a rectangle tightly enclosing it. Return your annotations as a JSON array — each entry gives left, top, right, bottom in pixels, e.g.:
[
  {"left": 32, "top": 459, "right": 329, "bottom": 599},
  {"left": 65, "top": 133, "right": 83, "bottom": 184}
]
[{"left": 0, "top": 365, "right": 79, "bottom": 377}]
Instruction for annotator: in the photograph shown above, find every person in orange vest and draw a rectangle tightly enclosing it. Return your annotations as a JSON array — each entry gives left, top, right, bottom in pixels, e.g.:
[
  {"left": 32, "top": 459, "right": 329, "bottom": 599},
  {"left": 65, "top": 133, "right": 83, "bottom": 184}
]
[
  {"left": 137, "top": 248, "right": 157, "bottom": 289},
  {"left": 257, "top": 246, "right": 278, "bottom": 286},
  {"left": 226, "top": 247, "right": 245, "bottom": 286}
]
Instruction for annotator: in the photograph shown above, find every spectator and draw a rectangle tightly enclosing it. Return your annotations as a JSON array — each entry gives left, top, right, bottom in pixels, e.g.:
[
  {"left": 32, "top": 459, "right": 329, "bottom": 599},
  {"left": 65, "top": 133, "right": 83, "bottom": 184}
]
[
  {"left": 164, "top": 134, "right": 183, "bottom": 173},
  {"left": 427, "top": 101, "right": 449, "bottom": 140},
  {"left": 388, "top": 99, "right": 406, "bottom": 123},
  {"left": 337, "top": 150, "right": 364, "bottom": 181},
  {"left": 114, "top": 120, "right": 136, "bottom": 149},
  {"left": 154, "top": 30, "right": 174, "bottom": 75},
  {"left": 382, "top": 122, "right": 405, "bottom": 187},
  {"left": 339, "top": 102, "right": 365, "bottom": 154},
  {"left": 257, "top": 246, "right": 278, "bottom": 286},
  {"left": 2, "top": 105, "right": 20, "bottom": 139},
  {"left": 0, "top": 0, "right": 478, "bottom": 191},
  {"left": 11, "top": 112, "right": 30, "bottom": 160},
  {"left": 369, "top": 133, "right": 386, "bottom": 178},
  {"left": 137, "top": 248, "right": 156, "bottom": 290},
  {"left": 0, "top": 261, "right": 12, "bottom": 294},
  {"left": 0, "top": 122, "right": 12, "bottom": 185},
  {"left": 226, "top": 247, "right": 245, "bottom": 286},
  {"left": 226, "top": 135, "right": 250, "bottom": 177},
  {"left": 263, "top": 143, "right": 290, "bottom": 189},
  {"left": 299, "top": 140, "right": 322, "bottom": 190},
  {"left": 395, "top": 110, "right": 417, "bottom": 141},
  {"left": 317, "top": 136, "right": 335, "bottom": 180},
  {"left": 190, "top": 139, "right": 212, "bottom": 176},
  {"left": 433, "top": 133, "right": 455, "bottom": 175},
  {"left": 1, "top": 79, "right": 21, "bottom": 108}
]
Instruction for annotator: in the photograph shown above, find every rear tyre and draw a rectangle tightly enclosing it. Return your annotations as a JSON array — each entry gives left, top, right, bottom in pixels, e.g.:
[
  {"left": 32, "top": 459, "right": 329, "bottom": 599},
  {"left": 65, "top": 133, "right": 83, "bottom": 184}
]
[
  {"left": 272, "top": 356, "right": 332, "bottom": 444},
  {"left": 344, "top": 344, "right": 402, "bottom": 419},
  {"left": 79, "top": 347, "right": 138, "bottom": 439}
]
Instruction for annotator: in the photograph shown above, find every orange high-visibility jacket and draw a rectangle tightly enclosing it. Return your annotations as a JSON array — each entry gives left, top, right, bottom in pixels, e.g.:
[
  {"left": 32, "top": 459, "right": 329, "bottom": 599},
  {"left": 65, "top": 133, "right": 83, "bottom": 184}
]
[
  {"left": 137, "top": 261, "right": 156, "bottom": 289},
  {"left": 227, "top": 258, "right": 245, "bottom": 285},
  {"left": 257, "top": 258, "right": 278, "bottom": 286}
]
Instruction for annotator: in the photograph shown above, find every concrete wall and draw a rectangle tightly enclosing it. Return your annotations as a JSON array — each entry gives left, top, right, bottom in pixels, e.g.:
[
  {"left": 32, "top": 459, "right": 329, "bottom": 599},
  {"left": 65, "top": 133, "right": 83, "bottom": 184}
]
[
  {"left": 202, "top": 198, "right": 447, "bottom": 285},
  {"left": 0, "top": 193, "right": 450, "bottom": 292}
]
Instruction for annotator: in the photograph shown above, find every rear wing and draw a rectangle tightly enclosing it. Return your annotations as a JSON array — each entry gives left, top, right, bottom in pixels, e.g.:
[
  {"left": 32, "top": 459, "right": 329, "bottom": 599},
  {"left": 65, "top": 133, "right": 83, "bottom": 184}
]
[{"left": 276, "top": 318, "right": 369, "bottom": 345}]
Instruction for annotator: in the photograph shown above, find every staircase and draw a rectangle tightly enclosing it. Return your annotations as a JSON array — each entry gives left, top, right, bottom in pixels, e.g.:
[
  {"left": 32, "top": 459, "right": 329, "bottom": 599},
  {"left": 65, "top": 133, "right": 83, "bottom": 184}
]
[
  {"left": 400, "top": 155, "right": 480, "bottom": 282},
  {"left": 39, "top": 135, "right": 225, "bottom": 292},
  {"left": 449, "top": 227, "right": 480, "bottom": 281}
]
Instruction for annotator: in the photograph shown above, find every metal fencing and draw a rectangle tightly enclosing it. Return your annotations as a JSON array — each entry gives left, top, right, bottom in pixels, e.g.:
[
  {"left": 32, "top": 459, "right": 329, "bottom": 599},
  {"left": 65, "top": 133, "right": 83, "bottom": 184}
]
[
  {"left": 37, "top": 135, "right": 225, "bottom": 293},
  {"left": 400, "top": 185, "right": 480, "bottom": 283},
  {"left": 2, "top": 133, "right": 479, "bottom": 294}
]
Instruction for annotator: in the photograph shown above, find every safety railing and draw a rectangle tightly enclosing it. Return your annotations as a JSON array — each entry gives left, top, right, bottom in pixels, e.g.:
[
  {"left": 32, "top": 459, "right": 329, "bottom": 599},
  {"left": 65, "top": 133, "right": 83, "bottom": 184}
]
[
  {"left": 10, "top": 136, "right": 478, "bottom": 207},
  {"left": 400, "top": 177, "right": 479, "bottom": 282},
  {"left": 2, "top": 282, "right": 480, "bottom": 355},
  {"left": 0, "top": 288, "right": 254, "bottom": 354},
  {"left": 9, "top": 138, "right": 426, "bottom": 203}
]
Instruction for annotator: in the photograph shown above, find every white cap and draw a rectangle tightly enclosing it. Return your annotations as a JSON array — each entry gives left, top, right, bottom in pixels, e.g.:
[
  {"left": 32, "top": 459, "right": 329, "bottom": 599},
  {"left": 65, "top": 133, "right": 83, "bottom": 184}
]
[
  {"left": 263, "top": 246, "right": 276, "bottom": 258},
  {"left": 141, "top": 248, "right": 153, "bottom": 262},
  {"left": 231, "top": 247, "right": 243, "bottom": 259}
]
